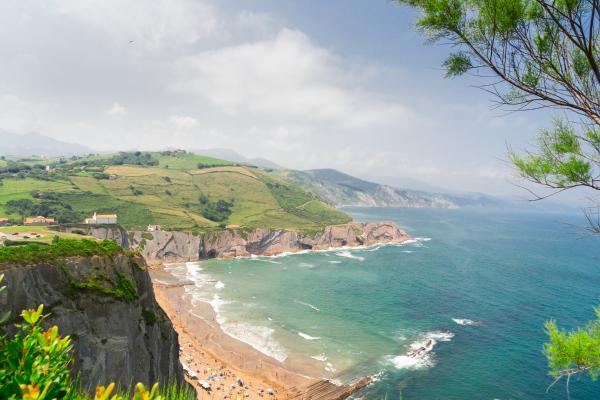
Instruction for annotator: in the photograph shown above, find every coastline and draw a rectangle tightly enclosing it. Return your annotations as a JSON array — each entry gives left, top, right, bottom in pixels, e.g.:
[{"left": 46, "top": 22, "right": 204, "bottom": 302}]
[
  {"left": 151, "top": 268, "right": 315, "bottom": 400},
  {"left": 145, "top": 229, "right": 412, "bottom": 399}
]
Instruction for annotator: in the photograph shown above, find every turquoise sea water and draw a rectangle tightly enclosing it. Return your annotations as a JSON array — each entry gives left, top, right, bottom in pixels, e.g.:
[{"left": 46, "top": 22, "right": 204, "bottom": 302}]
[{"left": 171, "top": 207, "right": 600, "bottom": 399}]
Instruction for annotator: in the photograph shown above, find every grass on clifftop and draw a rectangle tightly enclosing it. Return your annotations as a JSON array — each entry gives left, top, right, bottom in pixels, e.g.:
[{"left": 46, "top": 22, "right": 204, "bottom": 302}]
[{"left": 0, "top": 239, "right": 126, "bottom": 268}]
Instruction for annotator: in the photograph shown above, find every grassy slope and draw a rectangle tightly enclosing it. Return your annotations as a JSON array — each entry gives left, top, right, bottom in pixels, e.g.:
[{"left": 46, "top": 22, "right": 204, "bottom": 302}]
[{"left": 0, "top": 153, "right": 351, "bottom": 231}]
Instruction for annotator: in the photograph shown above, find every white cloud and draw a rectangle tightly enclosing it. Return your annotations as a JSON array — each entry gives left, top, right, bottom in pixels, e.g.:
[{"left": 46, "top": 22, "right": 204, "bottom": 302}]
[
  {"left": 52, "top": 0, "right": 220, "bottom": 53},
  {"left": 107, "top": 103, "right": 127, "bottom": 116},
  {"left": 173, "top": 28, "right": 416, "bottom": 129},
  {"left": 170, "top": 115, "right": 199, "bottom": 129}
]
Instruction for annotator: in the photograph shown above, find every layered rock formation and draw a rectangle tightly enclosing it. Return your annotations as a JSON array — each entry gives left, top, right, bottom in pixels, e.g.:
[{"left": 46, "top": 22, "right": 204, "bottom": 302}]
[
  {"left": 61, "top": 221, "right": 409, "bottom": 264},
  {"left": 0, "top": 254, "right": 183, "bottom": 388},
  {"left": 130, "top": 221, "right": 409, "bottom": 264}
]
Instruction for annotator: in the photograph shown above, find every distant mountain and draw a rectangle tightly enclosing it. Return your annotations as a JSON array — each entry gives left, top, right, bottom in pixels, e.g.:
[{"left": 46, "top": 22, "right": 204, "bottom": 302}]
[
  {"left": 191, "top": 148, "right": 284, "bottom": 170},
  {"left": 282, "top": 168, "right": 505, "bottom": 209},
  {"left": 0, "top": 131, "right": 94, "bottom": 157}
]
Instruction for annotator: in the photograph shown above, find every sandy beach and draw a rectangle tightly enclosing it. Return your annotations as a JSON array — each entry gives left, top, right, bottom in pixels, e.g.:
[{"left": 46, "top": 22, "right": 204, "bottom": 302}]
[{"left": 151, "top": 267, "right": 318, "bottom": 400}]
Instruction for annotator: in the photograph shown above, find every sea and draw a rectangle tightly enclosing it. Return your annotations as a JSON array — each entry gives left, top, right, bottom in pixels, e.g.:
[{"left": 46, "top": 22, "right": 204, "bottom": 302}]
[{"left": 165, "top": 207, "right": 600, "bottom": 399}]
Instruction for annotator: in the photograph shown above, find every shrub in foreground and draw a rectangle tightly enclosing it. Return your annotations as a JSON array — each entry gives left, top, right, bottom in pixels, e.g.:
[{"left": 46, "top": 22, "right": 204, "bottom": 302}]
[{"left": 0, "top": 275, "right": 193, "bottom": 399}]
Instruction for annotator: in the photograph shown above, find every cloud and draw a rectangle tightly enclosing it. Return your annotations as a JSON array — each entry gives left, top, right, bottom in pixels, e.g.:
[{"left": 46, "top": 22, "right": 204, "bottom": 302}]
[
  {"left": 170, "top": 115, "right": 199, "bottom": 129},
  {"left": 173, "top": 28, "right": 416, "bottom": 129},
  {"left": 107, "top": 103, "right": 127, "bottom": 116},
  {"left": 52, "top": 0, "right": 220, "bottom": 53}
]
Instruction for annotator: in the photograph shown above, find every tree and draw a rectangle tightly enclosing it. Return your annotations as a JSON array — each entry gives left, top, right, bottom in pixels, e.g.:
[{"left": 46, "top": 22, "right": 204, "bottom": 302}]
[{"left": 395, "top": 0, "right": 600, "bottom": 392}]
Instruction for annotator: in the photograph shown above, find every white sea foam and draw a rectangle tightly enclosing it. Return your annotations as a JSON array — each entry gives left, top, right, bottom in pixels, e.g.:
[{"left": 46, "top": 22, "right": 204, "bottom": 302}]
[
  {"left": 294, "top": 299, "right": 321, "bottom": 312},
  {"left": 401, "top": 250, "right": 413, "bottom": 254},
  {"left": 336, "top": 251, "right": 365, "bottom": 261},
  {"left": 399, "top": 239, "right": 418, "bottom": 245},
  {"left": 328, "top": 260, "right": 342, "bottom": 264},
  {"left": 298, "top": 262, "right": 315, "bottom": 268},
  {"left": 414, "top": 237, "right": 432, "bottom": 242},
  {"left": 221, "top": 321, "right": 288, "bottom": 362},
  {"left": 311, "top": 354, "right": 328, "bottom": 362},
  {"left": 452, "top": 318, "right": 480, "bottom": 326},
  {"left": 208, "top": 295, "right": 288, "bottom": 362},
  {"left": 215, "top": 281, "right": 225, "bottom": 289},
  {"left": 298, "top": 332, "right": 320, "bottom": 340},
  {"left": 325, "top": 362, "right": 336, "bottom": 373},
  {"left": 390, "top": 331, "right": 454, "bottom": 370},
  {"left": 364, "top": 246, "right": 381, "bottom": 252}
]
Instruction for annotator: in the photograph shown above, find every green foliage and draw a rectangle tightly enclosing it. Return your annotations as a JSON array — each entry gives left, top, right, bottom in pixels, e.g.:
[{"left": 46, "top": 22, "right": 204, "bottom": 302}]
[
  {"left": 0, "top": 300, "right": 193, "bottom": 400},
  {"left": 0, "top": 239, "right": 124, "bottom": 267},
  {"left": 5, "top": 195, "right": 81, "bottom": 224},
  {"left": 142, "top": 309, "right": 157, "bottom": 326},
  {"left": 544, "top": 306, "right": 600, "bottom": 390},
  {"left": 0, "top": 274, "right": 10, "bottom": 328},
  {"left": 509, "top": 119, "right": 596, "bottom": 190},
  {"left": 200, "top": 199, "right": 233, "bottom": 222},
  {"left": 141, "top": 232, "right": 154, "bottom": 241},
  {"left": 396, "top": 0, "right": 600, "bottom": 124},
  {"left": 109, "top": 152, "right": 158, "bottom": 167},
  {"left": 64, "top": 269, "right": 138, "bottom": 303},
  {"left": 442, "top": 52, "right": 472, "bottom": 77},
  {"left": 0, "top": 305, "right": 78, "bottom": 400}
]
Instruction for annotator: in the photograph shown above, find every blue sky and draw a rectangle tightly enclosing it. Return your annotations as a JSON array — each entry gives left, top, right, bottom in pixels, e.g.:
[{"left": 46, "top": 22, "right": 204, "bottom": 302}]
[{"left": 0, "top": 0, "right": 569, "bottom": 200}]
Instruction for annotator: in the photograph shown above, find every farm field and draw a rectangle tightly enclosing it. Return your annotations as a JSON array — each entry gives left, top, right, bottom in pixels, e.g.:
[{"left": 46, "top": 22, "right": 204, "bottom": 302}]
[{"left": 0, "top": 152, "right": 351, "bottom": 231}]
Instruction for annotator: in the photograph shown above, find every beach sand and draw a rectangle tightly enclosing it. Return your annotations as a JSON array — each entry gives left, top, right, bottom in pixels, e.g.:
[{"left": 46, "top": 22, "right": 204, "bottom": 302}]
[{"left": 151, "top": 267, "right": 318, "bottom": 400}]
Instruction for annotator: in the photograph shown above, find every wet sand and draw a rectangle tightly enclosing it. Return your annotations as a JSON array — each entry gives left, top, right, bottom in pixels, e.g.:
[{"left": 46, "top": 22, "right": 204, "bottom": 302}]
[{"left": 151, "top": 267, "right": 317, "bottom": 400}]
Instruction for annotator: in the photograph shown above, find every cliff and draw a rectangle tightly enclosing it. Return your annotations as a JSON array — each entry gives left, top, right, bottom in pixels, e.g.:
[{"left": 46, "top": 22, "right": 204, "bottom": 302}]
[
  {"left": 128, "top": 221, "right": 409, "bottom": 264},
  {"left": 0, "top": 251, "right": 184, "bottom": 388}
]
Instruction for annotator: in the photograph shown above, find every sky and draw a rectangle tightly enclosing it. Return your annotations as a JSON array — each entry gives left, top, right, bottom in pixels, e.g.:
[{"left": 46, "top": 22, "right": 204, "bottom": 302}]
[{"left": 0, "top": 0, "right": 565, "bottom": 199}]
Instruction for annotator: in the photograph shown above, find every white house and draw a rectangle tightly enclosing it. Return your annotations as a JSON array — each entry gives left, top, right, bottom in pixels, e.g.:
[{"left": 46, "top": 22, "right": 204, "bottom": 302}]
[
  {"left": 84, "top": 212, "right": 118, "bottom": 225},
  {"left": 147, "top": 225, "right": 161, "bottom": 232}
]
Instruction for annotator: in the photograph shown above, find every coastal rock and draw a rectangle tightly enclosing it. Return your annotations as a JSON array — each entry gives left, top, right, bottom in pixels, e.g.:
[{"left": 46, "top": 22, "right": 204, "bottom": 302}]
[
  {"left": 0, "top": 254, "right": 184, "bottom": 388},
  {"left": 132, "top": 221, "right": 409, "bottom": 263}
]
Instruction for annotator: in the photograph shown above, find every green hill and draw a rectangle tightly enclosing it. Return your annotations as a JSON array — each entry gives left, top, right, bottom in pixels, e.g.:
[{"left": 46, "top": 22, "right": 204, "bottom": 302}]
[{"left": 0, "top": 151, "right": 350, "bottom": 231}]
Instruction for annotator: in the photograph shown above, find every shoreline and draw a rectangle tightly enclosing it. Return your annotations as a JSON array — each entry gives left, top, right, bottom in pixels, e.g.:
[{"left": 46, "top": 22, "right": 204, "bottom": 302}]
[
  {"left": 147, "top": 236, "right": 415, "bottom": 398},
  {"left": 152, "top": 271, "right": 316, "bottom": 400},
  {"left": 156, "top": 237, "right": 414, "bottom": 267}
]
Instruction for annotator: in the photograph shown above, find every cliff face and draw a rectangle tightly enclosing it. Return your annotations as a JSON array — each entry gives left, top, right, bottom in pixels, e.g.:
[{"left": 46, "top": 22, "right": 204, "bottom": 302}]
[
  {"left": 127, "top": 221, "right": 410, "bottom": 264},
  {"left": 0, "top": 254, "right": 183, "bottom": 388}
]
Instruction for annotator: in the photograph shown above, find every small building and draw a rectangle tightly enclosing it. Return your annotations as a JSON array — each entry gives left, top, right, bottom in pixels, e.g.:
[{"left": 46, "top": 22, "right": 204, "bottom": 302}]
[
  {"left": 84, "top": 212, "right": 118, "bottom": 225},
  {"left": 108, "top": 174, "right": 117, "bottom": 181},
  {"left": 24, "top": 216, "right": 55, "bottom": 226},
  {"left": 147, "top": 225, "right": 161, "bottom": 232},
  {"left": 0, "top": 217, "right": 9, "bottom": 226}
]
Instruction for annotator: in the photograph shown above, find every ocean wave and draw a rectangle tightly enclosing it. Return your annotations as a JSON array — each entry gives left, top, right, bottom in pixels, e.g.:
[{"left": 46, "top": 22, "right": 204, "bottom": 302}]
[
  {"left": 325, "top": 362, "right": 336, "bottom": 373},
  {"left": 298, "top": 331, "right": 321, "bottom": 340},
  {"left": 389, "top": 331, "right": 454, "bottom": 370},
  {"left": 294, "top": 299, "right": 321, "bottom": 312},
  {"left": 298, "top": 262, "right": 315, "bottom": 268},
  {"left": 452, "top": 318, "right": 480, "bottom": 326},
  {"left": 328, "top": 260, "right": 342, "bottom": 264},
  {"left": 208, "top": 295, "right": 288, "bottom": 362},
  {"left": 311, "top": 353, "right": 328, "bottom": 362},
  {"left": 215, "top": 281, "right": 225, "bottom": 289},
  {"left": 336, "top": 251, "right": 365, "bottom": 261},
  {"left": 414, "top": 237, "right": 432, "bottom": 242},
  {"left": 401, "top": 250, "right": 413, "bottom": 254}
]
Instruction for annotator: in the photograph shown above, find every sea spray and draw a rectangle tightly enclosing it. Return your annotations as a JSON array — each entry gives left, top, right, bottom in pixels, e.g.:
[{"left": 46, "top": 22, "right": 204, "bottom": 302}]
[{"left": 389, "top": 331, "right": 454, "bottom": 370}]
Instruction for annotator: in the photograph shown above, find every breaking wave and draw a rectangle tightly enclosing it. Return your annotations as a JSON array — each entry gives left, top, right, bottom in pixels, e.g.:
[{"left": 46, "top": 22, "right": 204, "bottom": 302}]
[
  {"left": 389, "top": 331, "right": 454, "bottom": 370},
  {"left": 298, "top": 332, "right": 321, "bottom": 340},
  {"left": 336, "top": 251, "right": 365, "bottom": 261},
  {"left": 452, "top": 318, "right": 480, "bottom": 326},
  {"left": 294, "top": 299, "right": 321, "bottom": 312}
]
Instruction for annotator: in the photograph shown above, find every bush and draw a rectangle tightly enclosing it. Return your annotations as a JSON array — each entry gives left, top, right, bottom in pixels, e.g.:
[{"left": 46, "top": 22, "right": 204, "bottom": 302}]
[
  {"left": 0, "top": 275, "right": 194, "bottom": 399},
  {"left": 0, "top": 305, "right": 78, "bottom": 399}
]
